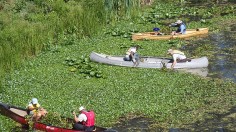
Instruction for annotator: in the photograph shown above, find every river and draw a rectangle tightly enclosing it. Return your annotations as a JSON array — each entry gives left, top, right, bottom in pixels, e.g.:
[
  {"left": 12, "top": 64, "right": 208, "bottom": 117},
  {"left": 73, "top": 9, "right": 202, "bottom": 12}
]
[
  {"left": 187, "top": 29, "right": 236, "bottom": 83},
  {"left": 207, "top": 30, "right": 236, "bottom": 83}
]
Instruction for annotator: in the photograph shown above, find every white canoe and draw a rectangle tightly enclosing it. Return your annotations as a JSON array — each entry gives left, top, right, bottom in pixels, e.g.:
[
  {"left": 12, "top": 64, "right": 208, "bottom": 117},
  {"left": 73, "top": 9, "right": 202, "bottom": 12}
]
[{"left": 90, "top": 52, "right": 209, "bottom": 69}]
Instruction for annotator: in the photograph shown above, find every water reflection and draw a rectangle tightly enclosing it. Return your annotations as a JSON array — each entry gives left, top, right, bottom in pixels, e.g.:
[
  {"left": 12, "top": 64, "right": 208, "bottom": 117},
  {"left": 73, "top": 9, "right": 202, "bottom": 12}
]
[
  {"left": 177, "top": 68, "right": 208, "bottom": 77},
  {"left": 184, "top": 30, "right": 236, "bottom": 82},
  {"left": 207, "top": 31, "right": 236, "bottom": 82}
]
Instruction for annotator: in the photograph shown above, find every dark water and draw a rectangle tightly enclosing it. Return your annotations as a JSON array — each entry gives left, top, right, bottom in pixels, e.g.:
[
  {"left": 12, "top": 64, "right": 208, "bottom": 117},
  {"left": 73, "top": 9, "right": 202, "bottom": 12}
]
[
  {"left": 188, "top": 30, "right": 236, "bottom": 83},
  {"left": 207, "top": 31, "right": 236, "bottom": 83}
]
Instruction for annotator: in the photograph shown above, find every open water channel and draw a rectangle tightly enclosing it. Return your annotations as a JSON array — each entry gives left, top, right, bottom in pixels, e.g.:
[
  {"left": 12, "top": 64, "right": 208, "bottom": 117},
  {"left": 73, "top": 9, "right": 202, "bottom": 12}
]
[{"left": 207, "top": 30, "right": 236, "bottom": 83}]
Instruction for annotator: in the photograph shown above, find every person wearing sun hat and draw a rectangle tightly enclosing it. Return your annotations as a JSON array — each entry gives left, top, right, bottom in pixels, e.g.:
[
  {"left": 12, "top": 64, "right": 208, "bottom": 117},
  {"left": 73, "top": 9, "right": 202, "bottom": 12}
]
[
  {"left": 27, "top": 98, "right": 48, "bottom": 121},
  {"left": 27, "top": 98, "right": 40, "bottom": 114},
  {"left": 167, "top": 48, "right": 187, "bottom": 69},
  {"left": 169, "top": 20, "right": 187, "bottom": 35},
  {"left": 72, "top": 106, "right": 95, "bottom": 131}
]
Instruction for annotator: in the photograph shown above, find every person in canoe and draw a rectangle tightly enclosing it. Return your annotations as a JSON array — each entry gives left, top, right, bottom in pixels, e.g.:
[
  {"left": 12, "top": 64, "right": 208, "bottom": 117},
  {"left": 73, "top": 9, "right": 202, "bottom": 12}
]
[
  {"left": 72, "top": 106, "right": 95, "bottom": 131},
  {"left": 27, "top": 98, "right": 48, "bottom": 121},
  {"left": 123, "top": 45, "right": 140, "bottom": 67},
  {"left": 169, "top": 20, "right": 187, "bottom": 35},
  {"left": 167, "top": 49, "right": 190, "bottom": 69}
]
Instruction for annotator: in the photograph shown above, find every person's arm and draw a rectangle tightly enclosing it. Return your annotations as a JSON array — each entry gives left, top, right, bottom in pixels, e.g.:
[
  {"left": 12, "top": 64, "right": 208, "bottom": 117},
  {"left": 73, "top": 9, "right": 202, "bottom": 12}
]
[
  {"left": 73, "top": 112, "right": 79, "bottom": 122},
  {"left": 39, "top": 108, "right": 48, "bottom": 116},
  {"left": 130, "top": 52, "right": 135, "bottom": 62},
  {"left": 171, "top": 54, "right": 177, "bottom": 69},
  {"left": 169, "top": 23, "right": 178, "bottom": 27},
  {"left": 171, "top": 60, "right": 177, "bottom": 69},
  {"left": 28, "top": 105, "right": 35, "bottom": 111}
]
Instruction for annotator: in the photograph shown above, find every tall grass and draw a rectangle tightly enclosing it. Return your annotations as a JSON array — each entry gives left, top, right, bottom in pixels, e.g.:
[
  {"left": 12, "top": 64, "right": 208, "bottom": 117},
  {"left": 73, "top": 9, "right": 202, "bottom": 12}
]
[
  {"left": 0, "top": 0, "right": 141, "bottom": 89},
  {"left": 104, "top": 0, "right": 141, "bottom": 22}
]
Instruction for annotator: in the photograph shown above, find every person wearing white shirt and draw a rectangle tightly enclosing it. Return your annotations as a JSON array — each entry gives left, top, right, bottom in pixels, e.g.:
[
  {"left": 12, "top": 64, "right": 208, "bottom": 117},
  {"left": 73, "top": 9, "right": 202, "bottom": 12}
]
[{"left": 167, "top": 49, "right": 187, "bottom": 69}]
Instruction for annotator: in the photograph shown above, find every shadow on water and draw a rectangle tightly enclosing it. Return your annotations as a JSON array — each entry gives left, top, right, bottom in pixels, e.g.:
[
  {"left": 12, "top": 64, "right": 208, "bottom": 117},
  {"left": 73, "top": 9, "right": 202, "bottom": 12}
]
[
  {"left": 183, "top": 106, "right": 236, "bottom": 131},
  {"left": 111, "top": 117, "right": 160, "bottom": 132},
  {"left": 112, "top": 106, "right": 236, "bottom": 131},
  {"left": 177, "top": 68, "right": 209, "bottom": 77}
]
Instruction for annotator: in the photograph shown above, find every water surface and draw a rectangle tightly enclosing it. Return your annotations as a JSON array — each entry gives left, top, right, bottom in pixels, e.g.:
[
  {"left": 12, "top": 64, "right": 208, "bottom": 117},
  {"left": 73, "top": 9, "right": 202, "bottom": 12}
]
[{"left": 187, "top": 30, "right": 236, "bottom": 83}]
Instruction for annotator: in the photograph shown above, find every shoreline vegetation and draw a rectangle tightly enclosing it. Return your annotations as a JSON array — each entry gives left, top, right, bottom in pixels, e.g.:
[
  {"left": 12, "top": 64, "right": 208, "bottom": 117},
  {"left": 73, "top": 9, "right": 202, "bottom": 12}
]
[{"left": 0, "top": 0, "right": 236, "bottom": 131}]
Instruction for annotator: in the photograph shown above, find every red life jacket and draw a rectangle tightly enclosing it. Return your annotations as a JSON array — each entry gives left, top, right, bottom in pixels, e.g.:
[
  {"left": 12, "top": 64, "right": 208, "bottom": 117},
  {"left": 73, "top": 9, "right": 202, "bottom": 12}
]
[{"left": 82, "top": 110, "right": 95, "bottom": 127}]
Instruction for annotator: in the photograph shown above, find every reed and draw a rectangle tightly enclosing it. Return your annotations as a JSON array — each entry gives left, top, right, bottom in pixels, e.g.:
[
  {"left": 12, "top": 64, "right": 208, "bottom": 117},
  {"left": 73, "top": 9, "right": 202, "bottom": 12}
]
[
  {"left": 104, "top": 0, "right": 141, "bottom": 22},
  {"left": 0, "top": 0, "right": 141, "bottom": 88}
]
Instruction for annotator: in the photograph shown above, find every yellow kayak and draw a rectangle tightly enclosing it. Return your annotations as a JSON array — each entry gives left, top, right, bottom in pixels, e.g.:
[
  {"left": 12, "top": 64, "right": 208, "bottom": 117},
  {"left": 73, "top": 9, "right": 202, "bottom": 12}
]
[{"left": 132, "top": 28, "right": 209, "bottom": 41}]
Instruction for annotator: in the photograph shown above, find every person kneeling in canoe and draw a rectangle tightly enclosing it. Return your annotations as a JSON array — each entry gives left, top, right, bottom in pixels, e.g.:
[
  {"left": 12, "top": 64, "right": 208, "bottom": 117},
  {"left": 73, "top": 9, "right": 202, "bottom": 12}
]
[
  {"left": 167, "top": 49, "right": 190, "bottom": 69},
  {"left": 123, "top": 45, "right": 140, "bottom": 67},
  {"left": 73, "top": 106, "right": 95, "bottom": 131},
  {"left": 27, "top": 98, "right": 48, "bottom": 121},
  {"left": 169, "top": 20, "right": 187, "bottom": 35}
]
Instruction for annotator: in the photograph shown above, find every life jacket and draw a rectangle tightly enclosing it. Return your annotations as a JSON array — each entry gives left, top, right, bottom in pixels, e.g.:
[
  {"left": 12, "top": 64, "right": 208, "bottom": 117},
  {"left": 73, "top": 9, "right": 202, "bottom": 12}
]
[
  {"left": 172, "top": 50, "right": 185, "bottom": 55},
  {"left": 27, "top": 103, "right": 40, "bottom": 114},
  {"left": 82, "top": 111, "right": 95, "bottom": 127},
  {"left": 127, "top": 47, "right": 136, "bottom": 54}
]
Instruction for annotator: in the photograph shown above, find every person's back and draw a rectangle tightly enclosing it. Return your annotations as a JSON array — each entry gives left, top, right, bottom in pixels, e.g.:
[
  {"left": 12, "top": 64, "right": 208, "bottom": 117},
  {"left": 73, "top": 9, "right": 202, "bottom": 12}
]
[
  {"left": 172, "top": 53, "right": 186, "bottom": 60},
  {"left": 81, "top": 110, "right": 95, "bottom": 131},
  {"left": 73, "top": 106, "right": 95, "bottom": 131},
  {"left": 167, "top": 49, "right": 187, "bottom": 69},
  {"left": 124, "top": 45, "right": 139, "bottom": 61}
]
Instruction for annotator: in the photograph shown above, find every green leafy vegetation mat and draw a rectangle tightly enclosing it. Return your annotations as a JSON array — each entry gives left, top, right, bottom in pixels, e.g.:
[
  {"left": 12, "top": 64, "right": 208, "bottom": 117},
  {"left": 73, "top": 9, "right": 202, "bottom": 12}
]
[{"left": 0, "top": 0, "right": 236, "bottom": 131}]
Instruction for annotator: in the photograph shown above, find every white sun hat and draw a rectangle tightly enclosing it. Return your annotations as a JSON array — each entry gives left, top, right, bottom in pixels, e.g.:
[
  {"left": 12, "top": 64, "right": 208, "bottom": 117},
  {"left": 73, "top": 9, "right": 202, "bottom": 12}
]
[
  {"left": 175, "top": 20, "right": 182, "bottom": 24},
  {"left": 32, "top": 98, "right": 38, "bottom": 104},
  {"left": 79, "top": 106, "right": 85, "bottom": 111}
]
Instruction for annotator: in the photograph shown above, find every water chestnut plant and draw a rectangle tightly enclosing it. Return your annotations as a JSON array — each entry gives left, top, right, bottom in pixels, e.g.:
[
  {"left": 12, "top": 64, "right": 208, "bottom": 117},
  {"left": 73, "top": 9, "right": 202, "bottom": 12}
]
[{"left": 64, "top": 55, "right": 103, "bottom": 78}]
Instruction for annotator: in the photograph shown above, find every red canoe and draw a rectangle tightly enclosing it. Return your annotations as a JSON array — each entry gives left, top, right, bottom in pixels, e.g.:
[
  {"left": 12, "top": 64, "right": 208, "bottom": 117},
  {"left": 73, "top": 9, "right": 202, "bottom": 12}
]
[{"left": 0, "top": 102, "right": 116, "bottom": 132}]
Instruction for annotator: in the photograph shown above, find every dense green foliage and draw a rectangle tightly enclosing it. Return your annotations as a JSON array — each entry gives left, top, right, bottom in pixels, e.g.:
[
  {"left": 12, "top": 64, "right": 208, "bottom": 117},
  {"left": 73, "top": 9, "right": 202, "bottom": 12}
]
[
  {"left": 0, "top": 0, "right": 140, "bottom": 88},
  {"left": 0, "top": 0, "right": 236, "bottom": 131},
  {"left": 64, "top": 55, "right": 103, "bottom": 78}
]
